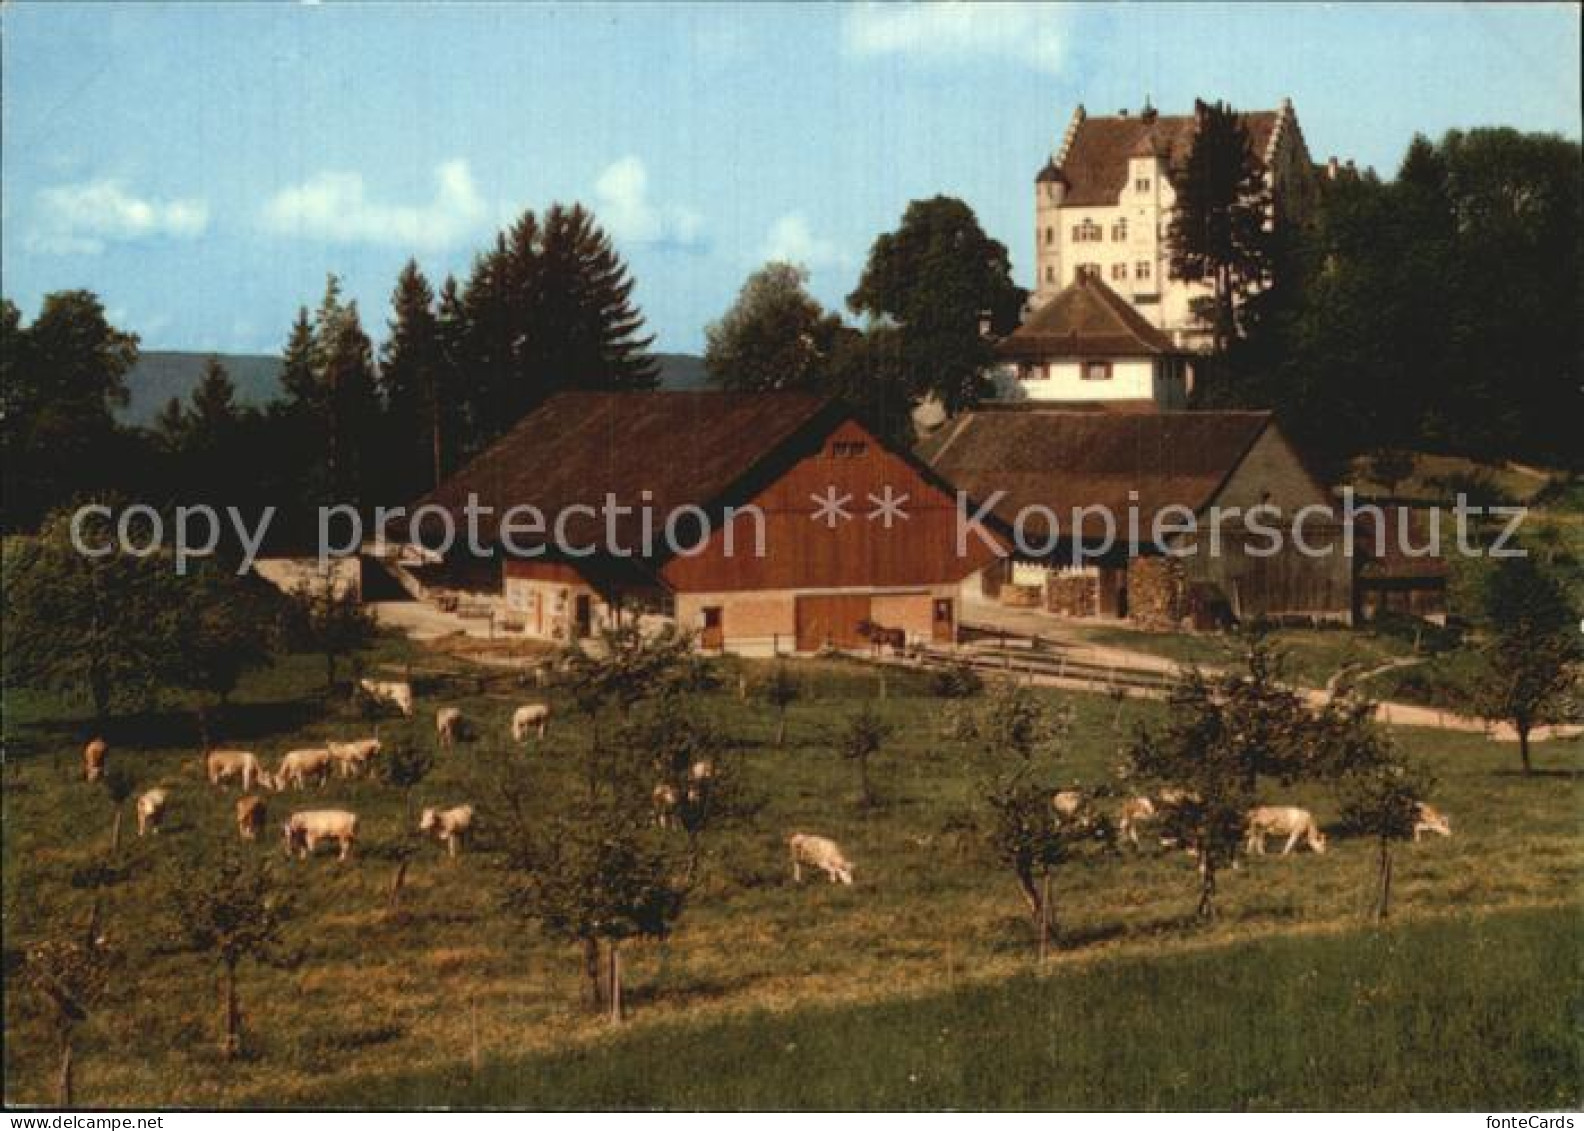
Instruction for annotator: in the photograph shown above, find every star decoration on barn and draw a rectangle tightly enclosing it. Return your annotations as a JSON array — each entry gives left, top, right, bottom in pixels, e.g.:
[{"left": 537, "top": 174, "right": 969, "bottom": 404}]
[
  {"left": 809, "top": 486, "right": 853, "bottom": 528},
  {"left": 866, "top": 486, "right": 909, "bottom": 528}
]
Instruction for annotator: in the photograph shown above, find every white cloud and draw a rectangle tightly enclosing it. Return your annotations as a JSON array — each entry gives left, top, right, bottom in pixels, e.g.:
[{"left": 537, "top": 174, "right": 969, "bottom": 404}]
[
  {"left": 263, "top": 159, "right": 487, "bottom": 251},
  {"left": 592, "top": 156, "right": 703, "bottom": 247},
  {"left": 30, "top": 179, "right": 209, "bottom": 254},
  {"left": 761, "top": 212, "right": 848, "bottom": 270},
  {"left": 842, "top": 2, "right": 1067, "bottom": 73}
]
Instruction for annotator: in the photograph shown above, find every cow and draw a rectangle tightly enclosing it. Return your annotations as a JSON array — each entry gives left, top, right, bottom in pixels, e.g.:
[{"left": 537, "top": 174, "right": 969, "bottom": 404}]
[
  {"left": 788, "top": 832, "right": 855, "bottom": 885},
  {"left": 328, "top": 737, "right": 382, "bottom": 779},
  {"left": 418, "top": 805, "right": 474, "bottom": 857},
  {"left": 652, "top": 783, "right": 679, "bottom": 828},
  {"left": 856, "top": 619, "right": 906, "bottom": 657},
  {"left": 359, "top": 679, "right": 414, "bottom": 717},
  {"left": 283, "top": 809, "right": 359, "bottom": 860},
  {"left": 1117, "top": 796, "right": 1157, "bottom": 849},
  {"left": 236, "top": 795, "right": 268, "bottom": 841},
  {"left": 205, "top": 749, "right": 263, "bottom": 791},
  {"left": 83, "top": 738, "right": 108, "bottom": 783},
  {"left": 136, "top": 789, "right": 169, "bottom": 837},
  {"left": 436, "top": 707, "right": 466, "bottom": 750},
  {"left": 275, "top": 748, "right": 334, "bottom": 791},
  {"left": 1413, "top": 802, "right": 1453, "bottom": 842},
  {"left": 511, "top": 703, "right": 551, "bottom": 742},
  {"left": 1245, "top": 806, "right": 1328, "bottom": 856},
  {"left": 1051, "top": 789, "right": 1087, "bottom": 821}
]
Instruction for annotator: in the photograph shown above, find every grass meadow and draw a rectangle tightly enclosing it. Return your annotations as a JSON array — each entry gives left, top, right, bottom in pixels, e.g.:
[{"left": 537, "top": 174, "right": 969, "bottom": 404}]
[{"left": 3, "top": 633, "right": 1579, "bottom": 1108}]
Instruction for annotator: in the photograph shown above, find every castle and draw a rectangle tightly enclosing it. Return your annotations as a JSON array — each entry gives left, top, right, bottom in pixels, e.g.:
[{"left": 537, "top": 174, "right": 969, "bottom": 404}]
[{"left": 1029, "top": 98, "right": 1318, "bottom": 353}]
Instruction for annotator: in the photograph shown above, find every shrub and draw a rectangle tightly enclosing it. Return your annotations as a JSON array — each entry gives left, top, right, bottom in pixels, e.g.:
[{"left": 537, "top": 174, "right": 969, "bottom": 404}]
[{"left": 929, "top": 660, "right": 984, "bottom": 699}]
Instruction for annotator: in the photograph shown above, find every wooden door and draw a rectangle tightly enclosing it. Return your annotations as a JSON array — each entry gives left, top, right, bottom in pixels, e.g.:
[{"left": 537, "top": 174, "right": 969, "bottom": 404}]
[
  {"left": 701, "top": 606, "right": 724, "bottom": 650},
  {"left": 931, "top": 597, "right": 955, "bottom": 644},
  {"left": 574, "top": 594, "right": 592, "bottom": 638},
  {"left": 795, "top": 594, "right": 871, "bottom": 652}
]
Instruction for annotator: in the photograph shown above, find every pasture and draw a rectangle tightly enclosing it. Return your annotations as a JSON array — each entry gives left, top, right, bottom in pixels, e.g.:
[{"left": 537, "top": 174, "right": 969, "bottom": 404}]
[{"left": 3, "top": 633, "right": 1579, "bottom": 1108}]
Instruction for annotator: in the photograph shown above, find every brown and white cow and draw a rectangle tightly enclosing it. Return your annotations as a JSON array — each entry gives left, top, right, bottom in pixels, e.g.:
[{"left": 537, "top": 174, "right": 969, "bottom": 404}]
[
  {"left": 1245, "top": 806, "right": 1328, "bottom": 856},
  {"left": 283, "top": 809, "right": 359, "bottom": 860},
  {"left": 788, "top": 833, "right": 855, "bottom": 885},
  {"left": 236, "top": 795, "right": 268, "bottom": 841},
  {"left": 83, "top": 738, "right": 108, "bottom": 783}
]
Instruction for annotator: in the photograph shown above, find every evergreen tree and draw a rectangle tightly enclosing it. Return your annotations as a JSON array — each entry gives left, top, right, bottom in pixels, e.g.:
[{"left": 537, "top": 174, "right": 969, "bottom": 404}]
[
  {"left": 313, "top": 280, "right": 380, "bottom": 508},
  {"left": 0, "top": 292, "right": 139, "bottom": 531},
  {"left": 379, "top": 260, "right": 445, "bottom": 500},
  {"left": 434, "top": 274, "right": 471, "bottom": 467},
  {"left": 1167, "top": 101, "right": 1272, "bottom": 355}
]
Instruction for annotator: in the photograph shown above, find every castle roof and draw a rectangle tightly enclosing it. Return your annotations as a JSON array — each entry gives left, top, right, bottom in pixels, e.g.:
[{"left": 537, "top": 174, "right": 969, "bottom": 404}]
[{"left": 1058, "top": 106, "right": 1282, "bottom": 207}]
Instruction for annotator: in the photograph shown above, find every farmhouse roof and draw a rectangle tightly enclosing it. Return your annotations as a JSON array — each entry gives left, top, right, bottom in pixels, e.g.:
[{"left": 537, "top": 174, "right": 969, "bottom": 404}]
[
  {"left": 416, "top": 391, "right": 840, "bottom": 550},
  {"left": 997, "top": 273, "right": 1178, "bottom": 359},
  {"left": 915, "top": 408, "right": 1274, "bottom": 545},
  {"left": 1058, "top": 108, "right": 1280, "bottom": 207}
]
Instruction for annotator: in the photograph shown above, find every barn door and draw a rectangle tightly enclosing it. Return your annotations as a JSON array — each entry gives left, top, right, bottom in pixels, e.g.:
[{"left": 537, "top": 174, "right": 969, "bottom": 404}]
[
  {"left": 795, "top": 595, "right": 872, "bottom": 651},
  {"left": 932, "top": 598, "right": 955, "bottom": 644},
  {"left": 700, "top": 606, "right": 724, "bottom": 650}
]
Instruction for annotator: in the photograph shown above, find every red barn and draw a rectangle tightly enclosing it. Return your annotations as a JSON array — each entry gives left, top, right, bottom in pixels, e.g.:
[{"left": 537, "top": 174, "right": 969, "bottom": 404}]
[{"left": 414, "top": 392, "right": 1004, "bottom": 653}]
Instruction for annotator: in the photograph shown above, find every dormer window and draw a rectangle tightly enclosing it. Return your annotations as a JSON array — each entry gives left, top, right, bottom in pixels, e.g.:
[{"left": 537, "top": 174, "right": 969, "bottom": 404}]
[{"left": 1082, "top": 361, "right": 1113, "bottom": 382}]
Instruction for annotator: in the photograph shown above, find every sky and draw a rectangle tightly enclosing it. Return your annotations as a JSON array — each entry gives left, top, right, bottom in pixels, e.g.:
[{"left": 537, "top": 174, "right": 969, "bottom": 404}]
[{"left": 3, "top": 2, "right": 1580, "bottom": 357}]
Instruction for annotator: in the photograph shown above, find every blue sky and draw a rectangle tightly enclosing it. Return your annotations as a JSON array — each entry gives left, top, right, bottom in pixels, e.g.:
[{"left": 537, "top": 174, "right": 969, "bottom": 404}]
[{"left": 3, "top": 2, "right": 1579, "bottom": 357}]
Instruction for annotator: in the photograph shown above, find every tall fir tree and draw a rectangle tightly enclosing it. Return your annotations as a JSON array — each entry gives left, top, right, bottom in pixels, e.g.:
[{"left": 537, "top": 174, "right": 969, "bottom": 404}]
[
  {"left": 379, "top": 260, "right": 445, "bottom": 501},
  {"left": 1167, "top": 101, "right": 1272, "bottom": 356}
]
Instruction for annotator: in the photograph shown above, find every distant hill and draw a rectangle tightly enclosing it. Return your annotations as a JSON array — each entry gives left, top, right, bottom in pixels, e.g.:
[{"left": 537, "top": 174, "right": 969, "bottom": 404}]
[
  {"left": 120, "top": 349, "right": 709, "bottom": 426},
  {"left": 120, "top": 351, "right": 284, "bottom": 426}
]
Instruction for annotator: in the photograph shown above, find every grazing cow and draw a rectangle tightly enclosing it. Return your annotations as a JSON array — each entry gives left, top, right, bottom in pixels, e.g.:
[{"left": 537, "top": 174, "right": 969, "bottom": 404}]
[
  {"left": 205, "top": 749, "right": 262, "bottom": 791},
  {"left": 1117, "top": 796, "right": 1157, "bottom": 849},
  {"left": 1051, "top": 789, "right": 1087, "bottom": 821},
  {"left": 1245, "top": 806, "right": 1328, "bottom": 856},
  {"left": 856, "top": 619, "right": 906, "bottom": 657},
  {"left": 652, "top": 783, "right": 679, "bottom": 828},
  {"left": 418, "top": 805, "right": 475, "bottom": 857},
  {"left": 328, "top": 737, "right": 382, "bottom": 779},
  {"left": 276, "top": 748, "right": 334, "bottom": 791},
  {"left": 282, "top": 809, "right": 359, "bottom": 860},
  {"left": 83, "top": 738, "right": 108, "bottom": 783},
  {"left": 788, "top": 833, "right": 855, "bottom": 885},
  {"left": 136, "top": 789, "right": 169, "bottom": 837},
  {"left": 236, "top": 795, "right": 268, "bottom": 841},
  {"left": 1413, "top": 802, "right": 1453, "bottom": 842},
  {"left": 436, "top": 707, "right": 466, "bottom": 749},
  {"left": 511, "top": 703, "right": 551, "bottom": 742},
  {"left": 359, "top": 679, "right": 414, "bottom": 717}
]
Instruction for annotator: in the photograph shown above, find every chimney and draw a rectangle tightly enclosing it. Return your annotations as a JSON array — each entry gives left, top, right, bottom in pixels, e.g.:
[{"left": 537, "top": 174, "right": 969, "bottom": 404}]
[
  {"left": 1141, "top": 96, "right": 1157, "bottom": 124},
  {"left": 1327, "top": 156, "right": 1340, "bottom": 179},
  {"left": 1118, "top": 108, "right": 1129, "bottom": 117}
]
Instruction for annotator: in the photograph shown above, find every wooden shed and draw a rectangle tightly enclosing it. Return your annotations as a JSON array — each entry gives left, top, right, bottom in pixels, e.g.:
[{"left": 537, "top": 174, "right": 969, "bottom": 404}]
[{"left": 414, "top": 392, "right": 1005, "bottom": 653}]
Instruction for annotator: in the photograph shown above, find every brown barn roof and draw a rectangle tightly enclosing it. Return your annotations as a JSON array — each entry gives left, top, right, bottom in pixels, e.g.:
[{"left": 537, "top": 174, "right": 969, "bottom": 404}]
[
  {"left": 417, "top": 391, "right": 838, "bottom": 550},
  {"left": 916, "top": 409, "right": 1273, "bottom": 545},
  {"left": 1354, "top": 504, "right": 1451, "bottom": 581},
  {"left": 997, "top": 273, "right": 1178, "bottom": 359},
  {"left": 1057, "top": 109, "right": 1279, "bottom": 207}
]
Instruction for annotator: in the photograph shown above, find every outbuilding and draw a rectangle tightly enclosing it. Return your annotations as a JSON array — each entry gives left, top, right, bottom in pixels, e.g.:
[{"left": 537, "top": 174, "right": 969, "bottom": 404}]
[{"left": 413, "top": 391, "right": 1004, "bottom": 653}]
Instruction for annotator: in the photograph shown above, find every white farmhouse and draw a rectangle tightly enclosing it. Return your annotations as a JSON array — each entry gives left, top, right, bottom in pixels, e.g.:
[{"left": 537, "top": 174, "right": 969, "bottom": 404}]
[{"left": 993, "top": 271, "right": 1192, "bottom": 409}]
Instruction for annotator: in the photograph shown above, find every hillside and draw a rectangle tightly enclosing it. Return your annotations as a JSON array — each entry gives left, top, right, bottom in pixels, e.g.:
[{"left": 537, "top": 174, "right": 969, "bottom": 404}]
[{"left": 119, "top": 350, "right": 710, "bottom": 425}]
